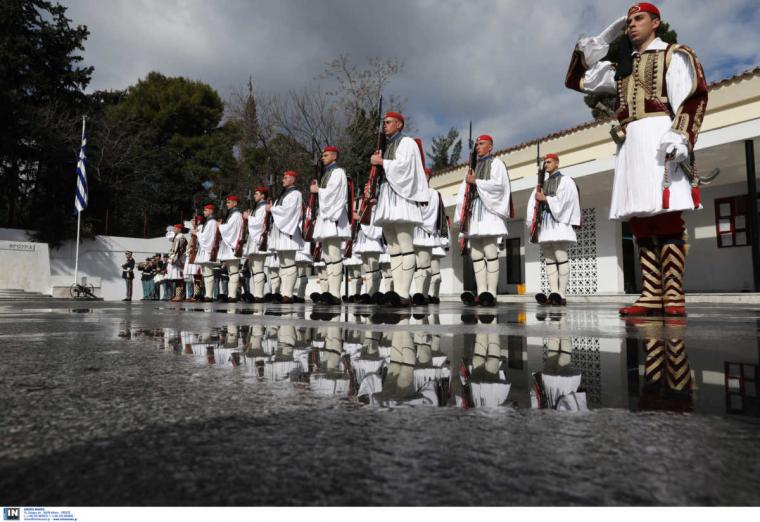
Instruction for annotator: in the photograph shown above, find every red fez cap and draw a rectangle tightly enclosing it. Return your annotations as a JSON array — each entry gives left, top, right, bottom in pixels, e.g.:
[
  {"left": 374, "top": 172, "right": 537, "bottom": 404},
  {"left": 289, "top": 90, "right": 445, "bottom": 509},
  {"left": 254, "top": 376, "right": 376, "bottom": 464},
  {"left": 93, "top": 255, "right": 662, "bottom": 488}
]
[
  {"left": 254, "top": 186, "right": 269, "bottom": 194},
  {"left": 628, "top": 2, "right": 660, "bottom": 18},
  {"left": 284, "top": 170, "right": 298, "bottom": 178},
  {"left": 226, "top": 195, "right": 238, "bottom": 202},
  {"left": 323, "top": 146, "right": 339, "bottom": 153},
  {"left": 545, "top": 153, "right": 559, "bottom": 161},
  {"left": 194, "top": 215, "right": 204, "bottom": 223},
  {"left": 174, "top": 223, "right": 183, "bottom": 229},
  {"left": 384, "top": 111, "right": 405, "bottom": 123},
  {"left": 424, "top": 168, "right": 431, "bottom": 175},
  {"left": 203, "top": 204, "right": 216, "bottom": 211},
  {"left": 476, "top": 134, "right": 493, "bottom": 143}
]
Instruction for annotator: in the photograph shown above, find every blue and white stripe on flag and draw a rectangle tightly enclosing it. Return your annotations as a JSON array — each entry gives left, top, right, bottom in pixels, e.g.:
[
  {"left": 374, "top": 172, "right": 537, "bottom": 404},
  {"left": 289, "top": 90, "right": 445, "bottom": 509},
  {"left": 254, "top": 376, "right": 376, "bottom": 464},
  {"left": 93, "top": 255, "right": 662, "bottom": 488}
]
[{"left": 74, "top": 128, "right": 88, "bottom": 214}]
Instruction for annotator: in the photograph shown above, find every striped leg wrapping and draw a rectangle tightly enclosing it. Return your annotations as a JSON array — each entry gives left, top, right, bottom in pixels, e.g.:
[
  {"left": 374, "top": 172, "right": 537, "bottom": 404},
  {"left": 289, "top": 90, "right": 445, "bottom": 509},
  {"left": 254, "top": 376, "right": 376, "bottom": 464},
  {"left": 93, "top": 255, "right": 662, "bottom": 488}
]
[
  {"left": 666, "top": 338, "right": 691, "bottom": 391},
  {"left": 644, "top": 338, "right": 666, "bottom": 384},
  {"left": 661, "top": 243, "right": 686, "bottom": 308},
  {"left": 634, "top": 245, "right": 663, "bottom": 309}
]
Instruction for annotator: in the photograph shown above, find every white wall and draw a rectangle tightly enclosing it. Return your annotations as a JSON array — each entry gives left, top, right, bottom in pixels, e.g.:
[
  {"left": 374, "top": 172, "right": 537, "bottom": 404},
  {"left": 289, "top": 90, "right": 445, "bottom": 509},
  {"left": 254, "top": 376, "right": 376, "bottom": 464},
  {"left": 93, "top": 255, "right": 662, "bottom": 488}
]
[
  {"left": 50, "top": 234, "right": 172, "bottom": 301},
  {"left": 596, "top": 205, "right": 626, "bottom": 294},
  {"left": 0, "top": 238, "right": 51, "bottom": 294},
  {"left": 0, "top": 227, "right": 170, "bottom": 301},
  {"left": 685, "top": 181, "right": 755, "bottom": 292}
]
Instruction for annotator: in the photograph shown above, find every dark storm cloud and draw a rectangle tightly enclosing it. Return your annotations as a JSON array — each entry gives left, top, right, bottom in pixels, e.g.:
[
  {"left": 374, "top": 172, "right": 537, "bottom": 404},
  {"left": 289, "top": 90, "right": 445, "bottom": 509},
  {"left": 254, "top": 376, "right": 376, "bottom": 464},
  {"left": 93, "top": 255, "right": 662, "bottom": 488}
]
[{"left": 63, "top": 0, "right": 760, "bottom": 152}]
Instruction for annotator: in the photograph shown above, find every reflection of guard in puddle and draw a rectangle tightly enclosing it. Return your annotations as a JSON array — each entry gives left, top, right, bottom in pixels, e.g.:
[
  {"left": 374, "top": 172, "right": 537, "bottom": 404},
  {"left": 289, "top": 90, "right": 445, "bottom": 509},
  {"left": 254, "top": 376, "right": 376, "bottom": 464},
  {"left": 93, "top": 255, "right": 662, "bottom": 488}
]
[
  {"left": 307, "top": 317, "right": 351, "bottom": 397},
  {"left": 457, "top": 329, "right": 511, "bottom": 408},
  {"left": 263, "top": 320, "right": 302, "bottom": 381},
  {"left": 531, "top": 336, "right": 587, "bottom": 411},
  {"left": 358, "top": 317, "right": 448, "bottom": 407},
  {"left": 637, "top": 319, "right": 693, "bottom": 412}
]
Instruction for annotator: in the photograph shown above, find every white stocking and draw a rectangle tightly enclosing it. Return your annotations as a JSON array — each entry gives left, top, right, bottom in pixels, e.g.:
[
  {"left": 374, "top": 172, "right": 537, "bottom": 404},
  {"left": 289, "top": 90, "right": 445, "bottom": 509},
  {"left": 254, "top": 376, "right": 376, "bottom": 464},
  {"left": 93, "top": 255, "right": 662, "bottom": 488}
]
[
  {"left": 279, "top": 251, "right": 297, "bottom": 298},
  {"left": 414, "top": 247, "right": 432, "bottom": 296},
  {"left": 430, "top": 258, "right": 442, "bottom": 298}
]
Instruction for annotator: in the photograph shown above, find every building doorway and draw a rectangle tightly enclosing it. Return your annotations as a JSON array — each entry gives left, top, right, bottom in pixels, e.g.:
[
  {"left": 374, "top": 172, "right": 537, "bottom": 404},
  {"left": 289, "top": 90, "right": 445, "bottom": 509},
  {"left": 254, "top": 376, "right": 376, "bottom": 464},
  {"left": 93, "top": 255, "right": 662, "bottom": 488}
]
[{"left": 622, "top": 221, "right": 638, "bottom": 294}]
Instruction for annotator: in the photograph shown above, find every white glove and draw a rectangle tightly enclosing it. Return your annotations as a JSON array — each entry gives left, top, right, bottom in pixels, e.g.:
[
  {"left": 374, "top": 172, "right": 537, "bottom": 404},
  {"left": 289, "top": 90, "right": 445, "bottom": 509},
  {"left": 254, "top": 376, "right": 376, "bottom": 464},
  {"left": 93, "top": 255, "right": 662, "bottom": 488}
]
[
  {"left": 665, "top": 143, "right": 689, "bottom": 163},
  {"left": 598, "top": 16, "right": 627, "bottom": 45},
  {"left": 660, "top": 129, "right": 690, "bottom": 163}
]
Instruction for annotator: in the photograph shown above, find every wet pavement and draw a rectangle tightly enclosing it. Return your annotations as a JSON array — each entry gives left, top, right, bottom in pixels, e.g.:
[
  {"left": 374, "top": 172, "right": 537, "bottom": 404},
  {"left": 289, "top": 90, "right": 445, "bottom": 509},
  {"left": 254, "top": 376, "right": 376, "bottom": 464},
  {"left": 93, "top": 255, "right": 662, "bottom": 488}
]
[{"left": 1, "top": 300, "right": 759, "bottom": 506}]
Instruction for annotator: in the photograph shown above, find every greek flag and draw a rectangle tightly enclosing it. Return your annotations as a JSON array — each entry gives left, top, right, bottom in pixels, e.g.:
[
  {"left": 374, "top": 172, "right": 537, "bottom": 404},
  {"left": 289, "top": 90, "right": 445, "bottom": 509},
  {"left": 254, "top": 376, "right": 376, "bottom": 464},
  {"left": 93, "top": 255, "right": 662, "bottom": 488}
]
[{"left": 74, "top": 121, "right": 88, "bottom": 214}]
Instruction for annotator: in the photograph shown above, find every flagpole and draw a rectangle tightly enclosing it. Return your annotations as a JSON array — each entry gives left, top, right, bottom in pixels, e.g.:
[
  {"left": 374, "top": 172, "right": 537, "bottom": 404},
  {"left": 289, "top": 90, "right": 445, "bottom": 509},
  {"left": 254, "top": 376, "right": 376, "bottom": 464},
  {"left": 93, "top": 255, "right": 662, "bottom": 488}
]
[{"left": 73, "top": 115, "right": 86, "bottom": 286}]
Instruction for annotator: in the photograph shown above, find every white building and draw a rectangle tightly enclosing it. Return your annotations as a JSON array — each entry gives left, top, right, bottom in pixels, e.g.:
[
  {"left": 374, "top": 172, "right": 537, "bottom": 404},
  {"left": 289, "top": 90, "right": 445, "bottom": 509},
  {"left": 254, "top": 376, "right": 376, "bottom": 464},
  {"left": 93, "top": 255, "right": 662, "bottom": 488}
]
[
  {"left": 2, "top": 69, "right": 759, "bottom": 302},
  {"left": 430, "top": 67, "right": 760, "bottom": 298}
]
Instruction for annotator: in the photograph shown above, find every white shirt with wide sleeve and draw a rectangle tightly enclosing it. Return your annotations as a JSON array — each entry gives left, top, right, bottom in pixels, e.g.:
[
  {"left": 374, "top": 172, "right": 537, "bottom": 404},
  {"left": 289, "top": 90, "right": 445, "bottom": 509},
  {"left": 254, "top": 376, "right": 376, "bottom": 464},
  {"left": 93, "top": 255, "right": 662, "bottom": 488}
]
[
  {"left": 270, "top": 188, "right": 304, "bottom": 252},
  {"left": 375, "top": 135, "right": 427, "bottom": 225},
  {"left": 525, "top": 173, "right": 581, "bottom": 243},
  {"left": 244, "top": 203, "right": 267, "bottom": 256},
  {"left": 313, "top": 166, "right": 351, "bottom": 240},
  {"left": 194, "top": 218, "right": 219, "bottom": 265},
  {"left": 217, "top": 209, "right": 244, "bottom": 261},
  {"left": 454, "top": 158, "right": 511, "bottom": 238}
]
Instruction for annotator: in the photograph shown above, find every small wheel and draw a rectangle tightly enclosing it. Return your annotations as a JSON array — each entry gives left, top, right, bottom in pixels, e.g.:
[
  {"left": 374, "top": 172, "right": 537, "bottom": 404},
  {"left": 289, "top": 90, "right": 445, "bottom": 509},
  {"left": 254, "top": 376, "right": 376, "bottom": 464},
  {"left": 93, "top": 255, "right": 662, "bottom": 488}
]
[
  {"left": 69, "top": 284, "right": 81, "bottom": 298},
  {"left": 85, "top": 284, "right": 95, "bottom": 298}
]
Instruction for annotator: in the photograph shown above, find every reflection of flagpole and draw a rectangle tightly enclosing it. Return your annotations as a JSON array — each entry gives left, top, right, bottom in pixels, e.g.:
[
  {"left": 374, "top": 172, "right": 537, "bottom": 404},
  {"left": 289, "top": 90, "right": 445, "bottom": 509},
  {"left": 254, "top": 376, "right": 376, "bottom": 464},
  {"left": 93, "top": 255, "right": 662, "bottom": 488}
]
[{"left": 73, "top": 115, "right": 86, "bottom": 285}]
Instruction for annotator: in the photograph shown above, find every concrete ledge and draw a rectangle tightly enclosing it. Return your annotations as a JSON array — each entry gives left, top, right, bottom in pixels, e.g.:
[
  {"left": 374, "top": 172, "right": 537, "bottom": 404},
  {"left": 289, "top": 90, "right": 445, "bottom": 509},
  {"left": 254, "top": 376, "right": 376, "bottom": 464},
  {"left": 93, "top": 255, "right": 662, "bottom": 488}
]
[{"left": 440, "top": 292, "right": 760, "bottom": 304}]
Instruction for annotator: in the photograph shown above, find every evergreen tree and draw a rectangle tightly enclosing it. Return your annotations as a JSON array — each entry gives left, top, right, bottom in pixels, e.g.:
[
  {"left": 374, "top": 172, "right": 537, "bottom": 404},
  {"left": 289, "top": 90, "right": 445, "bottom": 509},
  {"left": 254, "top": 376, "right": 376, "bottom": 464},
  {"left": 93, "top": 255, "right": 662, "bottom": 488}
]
[
  {"left": 427, "top": 127, "right": 462, "bottom": 171},
  {"left": 0, "top": 0, "right": 93, "bottom": 242}
]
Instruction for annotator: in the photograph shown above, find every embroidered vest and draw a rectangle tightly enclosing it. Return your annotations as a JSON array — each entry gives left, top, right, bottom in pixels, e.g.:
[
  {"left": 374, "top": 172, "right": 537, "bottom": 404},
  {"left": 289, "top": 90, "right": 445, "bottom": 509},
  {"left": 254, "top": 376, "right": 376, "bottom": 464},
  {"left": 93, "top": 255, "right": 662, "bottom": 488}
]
[
  {"left": 321, "top": 164, "right": 338, "bottom": 188},
  {"left": 383, "top": 134, "right": 402, "bottom": 160},
  {"left": 543, "top": 171, "right": 563, "bottom": 197},
  {"left": 615, "top": 47, "right": 674, "bottom": 126},
  {"left": 475, "top": 156, "right": 493, "bottom": 181}
]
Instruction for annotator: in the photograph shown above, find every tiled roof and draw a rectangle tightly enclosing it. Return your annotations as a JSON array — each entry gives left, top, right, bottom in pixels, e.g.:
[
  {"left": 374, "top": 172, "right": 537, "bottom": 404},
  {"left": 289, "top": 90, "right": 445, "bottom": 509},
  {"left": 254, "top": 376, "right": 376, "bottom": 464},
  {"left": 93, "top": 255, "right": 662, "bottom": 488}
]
[{"left": 432, "top": 66, "right": 760, "bottom": 178}]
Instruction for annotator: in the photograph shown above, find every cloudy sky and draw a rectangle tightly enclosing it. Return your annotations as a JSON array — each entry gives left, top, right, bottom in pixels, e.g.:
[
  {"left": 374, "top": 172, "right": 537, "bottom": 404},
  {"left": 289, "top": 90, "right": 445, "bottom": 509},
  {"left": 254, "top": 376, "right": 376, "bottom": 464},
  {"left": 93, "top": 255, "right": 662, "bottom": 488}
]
[{"left": 63, "top": 0, "right": 760, "bottom": 152}]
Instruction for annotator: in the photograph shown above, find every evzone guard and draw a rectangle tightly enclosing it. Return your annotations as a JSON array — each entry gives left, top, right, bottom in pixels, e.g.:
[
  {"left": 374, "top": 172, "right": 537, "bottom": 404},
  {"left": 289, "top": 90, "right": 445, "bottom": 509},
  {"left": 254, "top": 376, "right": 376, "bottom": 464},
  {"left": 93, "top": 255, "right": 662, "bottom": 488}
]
[
  {"left": 295, "top": 239, "right": 312, "bottom": 304},
  {"left": 566, "top": 2, "right": 707, "bottom": 316},
  {"left": 411, "top": 168, "right": 442, "bottom": 306},
  {"left": 311, "top": 146, "right": 351, "bottom": 306},
  {"left": 166, "top": 223, "right": 187, "bottom": 302},
  {"left": 352, "top": 204, "right": 385, "bottom": 304},
  {"left": 370, "top": 111, "right": 428, "bottom": 307},
  {"left": 243, "top": 187, "right": 269, "bottom": 303},
  {"left": 526, "top": 153, "right": 582, "bottom": 306},
  {"left": 184, "top": 215, "right": 203, "bottom": 302},
  {"left": 191, "top": 204, "right": 220, "bottom": 303},
  {"left": 429, "top": 209, "right": 450, "bottom": 305},
  {"left": 454, "top": 134, "right": 512, "bottom": 307},
  {"left": 268, "top": 170, "right": 305, "bottom": 304},
  {"left": 216, "top": 195, "right": 245, "bottom": 302}
]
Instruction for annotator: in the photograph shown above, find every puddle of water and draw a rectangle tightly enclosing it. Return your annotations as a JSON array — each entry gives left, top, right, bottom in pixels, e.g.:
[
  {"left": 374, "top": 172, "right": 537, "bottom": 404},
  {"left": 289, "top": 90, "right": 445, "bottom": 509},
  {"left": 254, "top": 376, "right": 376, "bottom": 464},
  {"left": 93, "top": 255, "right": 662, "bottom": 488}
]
[{"left": 123, "top": 316, "right": 760, "bottom": 418}]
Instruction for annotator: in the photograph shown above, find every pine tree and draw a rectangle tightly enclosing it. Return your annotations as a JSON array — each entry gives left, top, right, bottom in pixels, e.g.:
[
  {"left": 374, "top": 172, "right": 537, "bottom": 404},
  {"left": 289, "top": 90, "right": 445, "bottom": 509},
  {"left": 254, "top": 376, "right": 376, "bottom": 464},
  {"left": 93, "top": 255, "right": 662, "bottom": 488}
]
[{"left": 428, "top": 127, "right": 462, "bottom": 171}]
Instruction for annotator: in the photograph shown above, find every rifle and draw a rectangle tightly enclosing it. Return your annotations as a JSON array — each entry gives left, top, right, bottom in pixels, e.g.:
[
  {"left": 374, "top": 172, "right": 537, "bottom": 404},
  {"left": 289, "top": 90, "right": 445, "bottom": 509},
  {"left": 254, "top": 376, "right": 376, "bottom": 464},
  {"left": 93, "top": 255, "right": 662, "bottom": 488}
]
[
  {"left": 436, "top": 192, "right": 448, "bottom": 239},
  {"left": 458, "top": 124, "right": 478, "bottom": 255},
  {"left": 234, "top": 213, "right": 249, "bottom": 258},
  {"left": 303, "top": 138, "right": 322, "bottom": 241},
  {"left": 311, "top": 241, "right": 322, "bottom": 263},
  {"left": 188, "top": 217, "right": 199, "bottom": 264},
  {"left": 258, "top": 200, "right": 272, "bottom": 252},
  {"left": 343, "top": 196, "right": 362, "bottom": 258},
  {"left": 529, "top": 143, "right": 547, "bottom": 244},
  {"left": 358, "top": 95, "right": 386, "bottom": 226}
]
